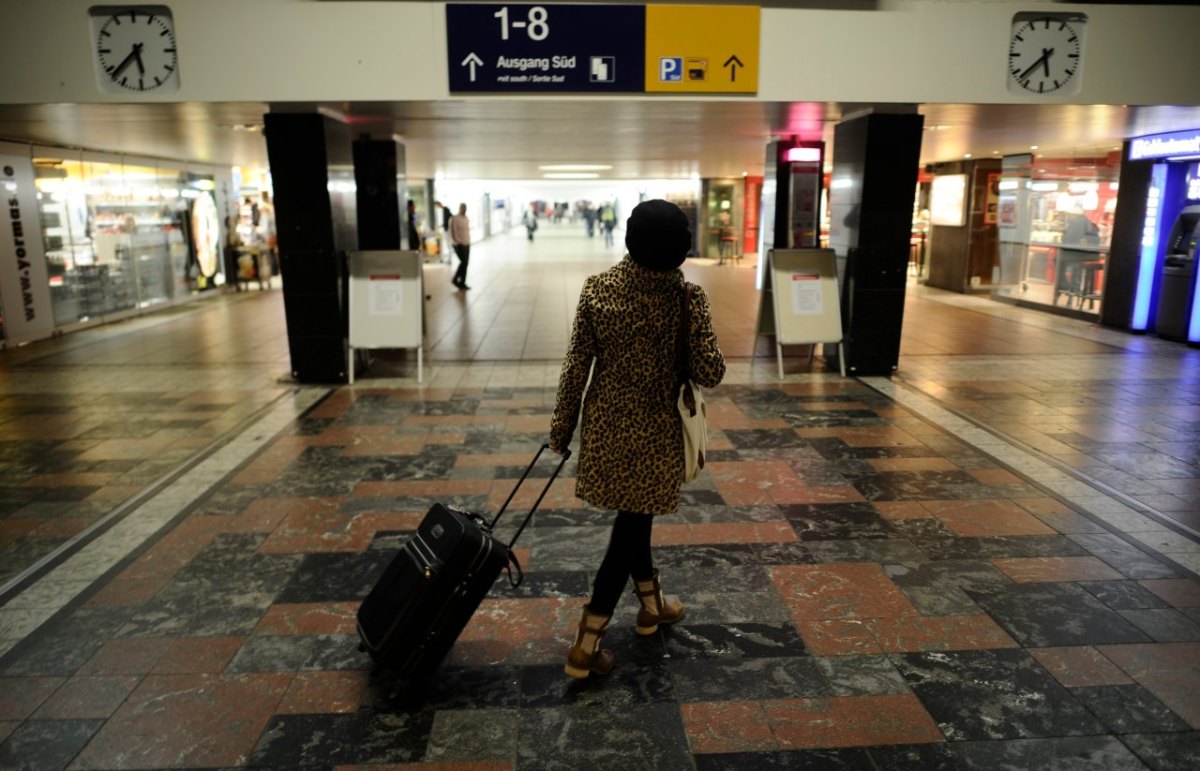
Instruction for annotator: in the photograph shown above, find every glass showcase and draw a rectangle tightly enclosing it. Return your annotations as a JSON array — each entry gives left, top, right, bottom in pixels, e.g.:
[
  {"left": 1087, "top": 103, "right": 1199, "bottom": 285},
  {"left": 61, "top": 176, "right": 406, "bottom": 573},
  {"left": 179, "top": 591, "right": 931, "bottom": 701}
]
[
  {"left": 34, "top": 152, "right": 224, "bottom": 328},
  {"left": 993, "top": 151, "right": 1120, "bottom": 317}
]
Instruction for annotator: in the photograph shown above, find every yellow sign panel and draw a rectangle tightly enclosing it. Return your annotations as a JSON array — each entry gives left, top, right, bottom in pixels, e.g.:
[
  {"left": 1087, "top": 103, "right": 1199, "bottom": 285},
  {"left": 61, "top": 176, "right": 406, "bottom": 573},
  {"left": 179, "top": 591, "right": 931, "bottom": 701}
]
[{"left": 644, "top": 5, "right": 760, "bottom": 94}]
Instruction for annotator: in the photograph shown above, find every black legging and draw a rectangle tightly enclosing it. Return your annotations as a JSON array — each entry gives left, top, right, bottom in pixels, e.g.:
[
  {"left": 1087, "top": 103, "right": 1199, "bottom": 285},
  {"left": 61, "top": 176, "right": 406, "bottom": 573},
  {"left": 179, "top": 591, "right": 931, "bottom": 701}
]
[{"left": 589, "top": 510, "right": 655, "bottom": 616}]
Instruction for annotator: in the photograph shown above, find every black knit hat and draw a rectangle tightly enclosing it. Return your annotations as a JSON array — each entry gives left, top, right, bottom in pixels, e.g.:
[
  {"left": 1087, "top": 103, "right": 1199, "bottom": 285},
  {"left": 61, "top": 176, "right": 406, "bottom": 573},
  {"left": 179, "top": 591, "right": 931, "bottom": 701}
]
[{"left": 625, "top": 199, "right": 691, "bottom": 272}]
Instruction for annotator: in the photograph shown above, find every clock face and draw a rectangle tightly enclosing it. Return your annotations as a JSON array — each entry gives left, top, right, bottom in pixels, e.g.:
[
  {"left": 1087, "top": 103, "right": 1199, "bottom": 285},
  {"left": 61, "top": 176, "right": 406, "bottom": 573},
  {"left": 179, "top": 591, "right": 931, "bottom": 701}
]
[
  {"left": 92, "top": 7, "right": 179, "bottom": 93},
  {"left": 1008, "top": 14, "right": 1085, "bottom": 96}
]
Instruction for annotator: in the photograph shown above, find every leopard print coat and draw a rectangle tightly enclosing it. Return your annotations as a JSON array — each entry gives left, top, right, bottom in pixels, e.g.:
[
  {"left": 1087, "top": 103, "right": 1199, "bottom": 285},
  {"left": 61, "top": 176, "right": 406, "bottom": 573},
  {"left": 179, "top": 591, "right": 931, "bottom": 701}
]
[{"left": 550, "top": 256, "right": 726, "bottom": 515}]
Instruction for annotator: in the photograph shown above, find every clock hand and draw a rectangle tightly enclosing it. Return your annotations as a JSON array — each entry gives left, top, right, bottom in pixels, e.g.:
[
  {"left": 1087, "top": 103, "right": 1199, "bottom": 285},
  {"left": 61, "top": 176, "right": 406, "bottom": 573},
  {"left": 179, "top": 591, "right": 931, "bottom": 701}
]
[
  {"left": 110, "top": 46, "right": 139, "bottom": 78},
  {"left": 1018, "top": 49, "right": 1052, "bottom": 81},
  {"left": 1042, "top": 47, "right": 1053, "bottom": 78},
  {"left": 132, "top": 43, "right": 145, "bottom": 75}
]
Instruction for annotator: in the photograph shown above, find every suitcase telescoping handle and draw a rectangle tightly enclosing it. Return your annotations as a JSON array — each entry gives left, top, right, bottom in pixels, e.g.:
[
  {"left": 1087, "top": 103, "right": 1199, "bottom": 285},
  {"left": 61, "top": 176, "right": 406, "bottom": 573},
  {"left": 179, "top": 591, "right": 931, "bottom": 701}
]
[{"left": 489, "top": 442, "right": 571, "bottom": 549}]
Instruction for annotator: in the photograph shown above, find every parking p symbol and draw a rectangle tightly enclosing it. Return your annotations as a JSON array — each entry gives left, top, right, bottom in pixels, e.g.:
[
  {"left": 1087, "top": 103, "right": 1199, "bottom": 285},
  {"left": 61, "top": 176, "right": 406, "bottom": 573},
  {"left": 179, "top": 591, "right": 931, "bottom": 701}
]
[{"left": 659, "top": 57, "right": 682, "bottom": 82}]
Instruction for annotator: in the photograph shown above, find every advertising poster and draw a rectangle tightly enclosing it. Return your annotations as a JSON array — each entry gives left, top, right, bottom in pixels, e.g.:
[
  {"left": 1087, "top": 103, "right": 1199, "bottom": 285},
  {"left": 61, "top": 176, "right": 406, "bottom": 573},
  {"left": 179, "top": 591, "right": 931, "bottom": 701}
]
[
  {"left": 790, "top": 272, "right": 823, "bottom": 315},
  {"left": 0, "top": 146, "right": 54, "bottom": 344},
  {"left": 985, "top": 172, "right": 1002, "bottom": 225},
  {"left": 368, "top": 274, "right": 404, "bottom": 316}
]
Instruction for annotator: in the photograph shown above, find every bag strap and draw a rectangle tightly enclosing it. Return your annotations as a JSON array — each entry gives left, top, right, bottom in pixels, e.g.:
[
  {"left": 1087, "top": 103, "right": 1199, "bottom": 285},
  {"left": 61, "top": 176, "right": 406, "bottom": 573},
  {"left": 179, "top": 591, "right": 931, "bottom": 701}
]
[{"left": 676, "top": 282, "right": 693, "bottom": 386}]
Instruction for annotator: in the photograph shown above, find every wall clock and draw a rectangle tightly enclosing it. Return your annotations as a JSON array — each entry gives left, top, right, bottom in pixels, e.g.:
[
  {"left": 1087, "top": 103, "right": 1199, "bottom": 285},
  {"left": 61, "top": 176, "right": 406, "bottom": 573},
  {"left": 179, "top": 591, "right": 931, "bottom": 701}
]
[
  {"left": 90, "top": 6, "right": 180, "bottom": 93},
  {"left": 1007, "top": 12, "right": 1086, "bottom": 96}
]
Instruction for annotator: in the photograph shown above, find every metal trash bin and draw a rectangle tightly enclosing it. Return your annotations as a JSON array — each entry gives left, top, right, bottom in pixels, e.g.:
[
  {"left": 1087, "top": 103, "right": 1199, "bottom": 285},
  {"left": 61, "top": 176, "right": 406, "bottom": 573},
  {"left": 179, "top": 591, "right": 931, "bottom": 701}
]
[{"left": 1155, "top": 254, "right": 1197, "bottom": 341}]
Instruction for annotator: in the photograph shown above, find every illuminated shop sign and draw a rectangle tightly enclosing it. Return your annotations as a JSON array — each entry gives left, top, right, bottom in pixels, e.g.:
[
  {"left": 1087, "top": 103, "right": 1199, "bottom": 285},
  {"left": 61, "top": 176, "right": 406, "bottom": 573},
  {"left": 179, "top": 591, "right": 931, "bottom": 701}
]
[
  {"left": 1128, "top": 129, "right": 1200, "bottom": 162},
  {"left": 1187, "top": 162, "right": 1200, "bottom": 203},
  {"left": 1131, "top": 163, "right": 1168, "bottom": 331}
]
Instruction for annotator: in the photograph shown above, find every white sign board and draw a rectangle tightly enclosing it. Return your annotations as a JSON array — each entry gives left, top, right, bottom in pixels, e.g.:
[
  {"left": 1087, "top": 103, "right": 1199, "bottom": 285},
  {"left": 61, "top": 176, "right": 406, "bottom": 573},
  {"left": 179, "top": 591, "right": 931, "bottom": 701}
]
[
  {"left": 0, "top": 144, "right": 54, "bottom": 345},
  {"left": 764, "top": 248, "right": 844, "bottom": 377},
  {"left": 348, "top": 250, "right": 424, "bottom": 382}
]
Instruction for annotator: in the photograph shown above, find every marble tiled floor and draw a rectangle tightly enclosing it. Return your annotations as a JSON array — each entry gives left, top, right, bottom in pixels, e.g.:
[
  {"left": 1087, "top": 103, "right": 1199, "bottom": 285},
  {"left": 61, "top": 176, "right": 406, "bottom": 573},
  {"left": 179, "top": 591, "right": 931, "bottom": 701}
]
[{"left": 0, "top": 226, "right": 1197, "bottom": 769}]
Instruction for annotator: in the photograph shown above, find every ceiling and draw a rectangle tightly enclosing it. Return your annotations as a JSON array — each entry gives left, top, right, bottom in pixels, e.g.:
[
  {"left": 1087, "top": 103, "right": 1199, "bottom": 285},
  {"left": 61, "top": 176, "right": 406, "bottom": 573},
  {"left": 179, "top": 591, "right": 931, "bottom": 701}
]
[{"left": 2, "top": 100, "right": 1199, "bottom": 179}]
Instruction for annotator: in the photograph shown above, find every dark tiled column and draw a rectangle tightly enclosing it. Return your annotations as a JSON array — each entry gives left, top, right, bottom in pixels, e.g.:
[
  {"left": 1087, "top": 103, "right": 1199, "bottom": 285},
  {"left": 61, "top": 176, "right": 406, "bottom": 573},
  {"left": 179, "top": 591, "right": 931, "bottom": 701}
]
[
  {"left": 352, "top": 137, "right": 407, "bottom": 251},
  {"left": 829, "top": 111, "right": 924, "bottom": 376},
  {"left": 263, "top": 112, "right": 358, "bottom": 383}
]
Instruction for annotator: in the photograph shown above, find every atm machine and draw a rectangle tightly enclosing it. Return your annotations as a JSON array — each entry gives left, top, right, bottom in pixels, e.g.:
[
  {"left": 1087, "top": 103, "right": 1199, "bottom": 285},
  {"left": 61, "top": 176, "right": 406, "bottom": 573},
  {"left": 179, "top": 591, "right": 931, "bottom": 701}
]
[{"left": 1155, "top": 204, "right": 1200, "bottom": 341}]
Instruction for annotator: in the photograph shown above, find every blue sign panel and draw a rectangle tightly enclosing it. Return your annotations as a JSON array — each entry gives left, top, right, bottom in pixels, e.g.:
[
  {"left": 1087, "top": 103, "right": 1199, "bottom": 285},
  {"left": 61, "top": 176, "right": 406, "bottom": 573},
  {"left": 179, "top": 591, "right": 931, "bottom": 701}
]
[
  {"left": 1128, "top": 128, "right": 1200, "bottom": 162},
  {"left": 446, "top": 3, "right": 645, "bottom": 93}
]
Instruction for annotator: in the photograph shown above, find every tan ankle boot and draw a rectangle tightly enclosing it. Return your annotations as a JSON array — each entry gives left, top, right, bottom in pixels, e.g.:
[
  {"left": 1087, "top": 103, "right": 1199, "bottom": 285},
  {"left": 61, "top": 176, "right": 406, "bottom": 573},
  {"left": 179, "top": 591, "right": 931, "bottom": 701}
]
[
  {"left": 564, "top": 605, "right": 615, "bottom": 679},
  {"left": 634, "top": 570, "right": 685, "bottom": 636}
]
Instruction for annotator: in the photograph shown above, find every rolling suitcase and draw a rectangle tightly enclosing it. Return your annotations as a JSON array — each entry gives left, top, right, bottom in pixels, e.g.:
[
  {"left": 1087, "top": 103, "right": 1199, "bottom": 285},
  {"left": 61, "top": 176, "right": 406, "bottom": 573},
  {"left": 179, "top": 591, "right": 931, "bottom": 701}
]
[{"left": 356, "top": 443, "right": 570, "bottom": 676}]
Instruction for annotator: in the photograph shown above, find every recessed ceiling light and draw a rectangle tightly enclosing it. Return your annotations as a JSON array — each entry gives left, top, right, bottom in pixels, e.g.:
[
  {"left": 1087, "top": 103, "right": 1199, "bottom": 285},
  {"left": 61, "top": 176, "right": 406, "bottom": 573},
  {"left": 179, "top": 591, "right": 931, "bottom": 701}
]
[
  {"left": 539, "top": 164, "right": 613, "bottom": 172},
  {"left": 543, "top": 173, "right": 600, "bottom": 179},
  {"left": 1030, "top": 145, "right": 1039, "bottom": 150},
  {"left": 963, "top": 153, "right": 972, "bottom": 159}
]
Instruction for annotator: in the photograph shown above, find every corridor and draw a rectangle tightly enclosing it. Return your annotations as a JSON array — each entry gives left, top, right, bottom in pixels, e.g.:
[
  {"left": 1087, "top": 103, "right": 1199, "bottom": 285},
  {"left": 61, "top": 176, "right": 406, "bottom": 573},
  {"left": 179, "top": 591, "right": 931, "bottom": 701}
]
[{"left": 0, "top": 225, "right": 1197, "bottom": 770}]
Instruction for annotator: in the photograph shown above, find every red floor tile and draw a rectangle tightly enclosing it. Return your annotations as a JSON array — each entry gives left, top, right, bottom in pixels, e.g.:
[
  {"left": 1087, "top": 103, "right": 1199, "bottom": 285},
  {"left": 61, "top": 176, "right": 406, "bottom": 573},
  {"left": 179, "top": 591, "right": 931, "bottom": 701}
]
[
  {"left": 653, "top": 521, "right": 797, "bottom": 546},
  {"left": 0, "top": 677, "right": 63, "bottom": 720},
  {"left": 1098, "top": 643, "right": 1200, "bottom": 728},
  {"left": 967, "top": 468, "right": 1024, "bottom": 485},
  {"left": 920, "top": 499, "right": 1056, "bottom": 537},
  {"left": 276, "top": 671, "right": 368, "bottom": 715},
  {"left": 77, "top": 637, "right": 174, "bottom": 676},
  {"left": 1029, "top": 646, "right": 1134, "bottom": 688},
  {"left": 1139, "top": 579, "right": 1200, "bottom": 608},
  {"left": 872, "top": 502, "right": 931, "bottom": 520},
  {"left": 31, "top": 675, "right": 142, "bottom": 720},
  {"left": 793, "top": 619, "right": 883, "bottom": 656},
  {"left": 764, "top": 694, "right": 944, "bottom": 749},
  {"left": 21, "top": 472, "right": 120, "bottom": 488},
  {"left": 681, "top": 700, "right": 776, "bottom": 754},
  {"left": 770, "top": 564, "right": 918, "bottom": 622},
  {"left": 354, "top": 480, "right": 492, "bottom": 497},
  {"left": 253, "top": 603, "right": 359, "bottom": 635},
  {"left": 992, "top": 556, "right": 1125, "bottom": 583},
  {"left": 151, "top": 637, "right": 247, "bottom": 675},
  {"left": 451, "top": 597, "right": 579, "bottom": 667},
  {"left": 333, "top": 758, "right": 511, "bottom": 763},
  {"left": 866, "top": 614, "right": 1019, "bottom": 653},
  {"left": 867, "top": 458, "right": 959, "bottom": 472}
]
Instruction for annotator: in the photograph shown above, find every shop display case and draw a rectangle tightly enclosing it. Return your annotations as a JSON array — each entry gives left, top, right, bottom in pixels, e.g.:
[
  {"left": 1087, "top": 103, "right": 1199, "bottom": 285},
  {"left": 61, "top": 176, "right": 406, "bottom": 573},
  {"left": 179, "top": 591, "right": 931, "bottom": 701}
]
[
  {"left": 991, "top": 151, "right": 1119, "bottom": 317},
  {"left": 33, "top": 153, "right": 225, "bottom": 328}
]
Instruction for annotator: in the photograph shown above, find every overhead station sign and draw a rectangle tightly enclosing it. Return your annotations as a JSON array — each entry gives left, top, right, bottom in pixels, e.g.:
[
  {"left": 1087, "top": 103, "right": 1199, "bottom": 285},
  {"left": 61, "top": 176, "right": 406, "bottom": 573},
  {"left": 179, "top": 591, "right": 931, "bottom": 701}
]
[
  {"left": 644, "top": 4, "right": 759, "bottom": 94},
  {"left": 446, "top": 4, "right": 646, "bottom": 93},
  {"left": 446, "top": 4, "right": 759, "bottom": 94}
]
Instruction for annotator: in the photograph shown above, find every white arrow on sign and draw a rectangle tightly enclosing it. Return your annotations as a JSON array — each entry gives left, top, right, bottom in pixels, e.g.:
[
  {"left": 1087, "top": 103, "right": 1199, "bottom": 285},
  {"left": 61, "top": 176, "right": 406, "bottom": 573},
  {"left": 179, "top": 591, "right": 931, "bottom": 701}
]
[{"left": 461, "top": 52, "right": 484, "bottom": 82}]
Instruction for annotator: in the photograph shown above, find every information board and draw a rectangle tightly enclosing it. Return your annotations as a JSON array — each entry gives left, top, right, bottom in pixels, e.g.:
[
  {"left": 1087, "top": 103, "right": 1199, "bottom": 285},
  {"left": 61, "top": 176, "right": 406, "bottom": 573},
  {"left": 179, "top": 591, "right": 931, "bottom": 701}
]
[
  {"left": 758, "top": 248, "right": 845, "bottom": 378},
  {"left": 446, "top": 3, "right": 645, "bottom": 93},
  {"left": 644, "top": 4, "right": 759, "bottom": 94},
  {"left": 348, "top": 250, "right": 424, "bottom": 383}
]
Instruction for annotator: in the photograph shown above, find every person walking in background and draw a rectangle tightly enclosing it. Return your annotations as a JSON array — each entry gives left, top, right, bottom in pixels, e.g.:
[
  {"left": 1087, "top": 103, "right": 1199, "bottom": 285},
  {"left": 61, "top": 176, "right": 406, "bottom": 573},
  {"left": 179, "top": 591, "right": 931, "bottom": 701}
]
[
  {"left": 549, "top": 199, "right": 726, "bottom": 679},
  {"left": 407, "top": 199, "right": 420, "bottom": 253},
  {"left": 258, "top": 191, "right": 278, "bottom": 277},
  {"left": 435, "top": 200, "right": 452, "bottom": 262},
  {"left": 523, "top": 204, "right": 539, "bottom": 242},
  {"left": 599, "top": 202, "right": 616, "bottom": 248},
  {"left": 449, "top": 203, "right": 472, "bottom": 290}
]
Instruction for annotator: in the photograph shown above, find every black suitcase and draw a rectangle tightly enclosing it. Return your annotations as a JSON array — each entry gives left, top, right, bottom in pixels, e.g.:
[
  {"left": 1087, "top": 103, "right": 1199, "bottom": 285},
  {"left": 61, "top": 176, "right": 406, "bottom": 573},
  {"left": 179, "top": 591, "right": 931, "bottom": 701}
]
[{"left": 356, "top": 443, "right": 570, "bottom": 676}]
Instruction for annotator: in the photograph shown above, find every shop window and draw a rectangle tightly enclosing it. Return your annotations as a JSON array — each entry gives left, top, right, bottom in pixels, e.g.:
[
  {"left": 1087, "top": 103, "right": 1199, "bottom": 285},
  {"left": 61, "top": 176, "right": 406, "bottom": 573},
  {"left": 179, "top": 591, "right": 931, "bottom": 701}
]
[{"left": 992, "top": 150, "right": 1119, "bottom": 317}]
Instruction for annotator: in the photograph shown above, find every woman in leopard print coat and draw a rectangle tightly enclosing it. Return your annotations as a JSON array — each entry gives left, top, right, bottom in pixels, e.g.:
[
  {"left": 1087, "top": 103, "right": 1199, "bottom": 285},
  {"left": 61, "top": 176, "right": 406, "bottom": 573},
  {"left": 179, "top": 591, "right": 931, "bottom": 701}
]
[{"left": 550, "top": 199, "right": 725, "bottom": 678}]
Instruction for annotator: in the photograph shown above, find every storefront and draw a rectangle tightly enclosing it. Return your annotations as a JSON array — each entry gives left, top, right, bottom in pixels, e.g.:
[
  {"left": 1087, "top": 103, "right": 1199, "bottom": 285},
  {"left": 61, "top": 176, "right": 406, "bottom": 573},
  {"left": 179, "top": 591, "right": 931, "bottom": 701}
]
[
  {"left": 0, "top": 144, "right": 235, "bottom": 346},
  {"left": 991, "top": 150, "right": 1120, "bottom": 319},
  {"left": 1102, "top": 128, "right": 1200, "bottom": 343}
]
